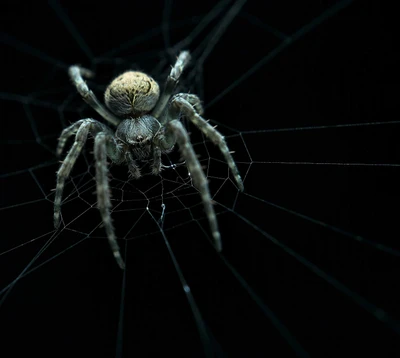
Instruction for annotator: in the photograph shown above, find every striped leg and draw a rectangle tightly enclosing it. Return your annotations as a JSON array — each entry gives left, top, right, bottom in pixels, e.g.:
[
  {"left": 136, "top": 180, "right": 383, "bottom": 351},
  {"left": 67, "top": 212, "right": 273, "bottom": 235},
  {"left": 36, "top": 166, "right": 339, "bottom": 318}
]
[
  {"left": 57, "top": 119, "right": 109, "bottom": 157},
  {"left": 54, "top": 119, "right": 116, "bottom": 228},
  {"left": 171, "top": 95, "right": 244, "bottom": 191},
  {"left": 94, "top": 133, "right": 125, "bottom": 269},
  {"left": 151, "top": 51, "right": 191, "bottom": 119},
  {"left": 68, "top": 65, "right": 121, "bottom": 126},
  {"left": 54, "top": 119, "right": 95, "bottom": 228},
  {"left": 158, "top": 119, "right": 222, "bottom": 252},
  {"left": 151, "top": 146, "right": 162, "bottom": 175}
]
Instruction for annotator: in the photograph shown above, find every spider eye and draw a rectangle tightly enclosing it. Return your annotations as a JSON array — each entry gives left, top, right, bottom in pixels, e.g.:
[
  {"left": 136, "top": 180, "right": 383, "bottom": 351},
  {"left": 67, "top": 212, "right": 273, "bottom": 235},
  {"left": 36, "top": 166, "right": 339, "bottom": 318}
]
[{"left": 104, "top": 71, "right": 160, "bottom": 118}]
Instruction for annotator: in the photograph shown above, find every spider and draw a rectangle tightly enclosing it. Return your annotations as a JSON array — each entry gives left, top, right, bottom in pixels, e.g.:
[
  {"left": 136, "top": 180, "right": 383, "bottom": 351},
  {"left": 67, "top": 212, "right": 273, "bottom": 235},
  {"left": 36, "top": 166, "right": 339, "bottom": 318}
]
[{"left": 54, "top": 51, "right": 244, "bottom": 269}]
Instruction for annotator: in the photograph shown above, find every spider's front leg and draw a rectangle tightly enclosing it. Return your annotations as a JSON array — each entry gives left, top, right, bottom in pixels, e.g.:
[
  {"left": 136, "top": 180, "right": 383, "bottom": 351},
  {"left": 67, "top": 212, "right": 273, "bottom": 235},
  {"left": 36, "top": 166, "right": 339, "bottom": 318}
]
[
  {"left": 54, "top": 119, "right": 106, "bottom": 228},
  {"left": 54, "top": 119, "right": 122, "bottom": 228},
  {"left": 156, "top": 120, "right": 222, "bottom": 252},
  {"left": 55, "top": 118, "right": 125, "bottom": 269},
  {"left": 94, "top": 133, "right": 125, "bottom": 269}
]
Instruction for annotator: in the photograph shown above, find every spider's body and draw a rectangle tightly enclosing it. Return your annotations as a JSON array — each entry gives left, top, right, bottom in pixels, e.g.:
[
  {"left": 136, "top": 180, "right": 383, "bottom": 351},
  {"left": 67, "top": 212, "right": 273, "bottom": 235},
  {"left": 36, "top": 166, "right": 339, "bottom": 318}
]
[{"left": 54, "top": 51, "right": 244, "bottom": 269}]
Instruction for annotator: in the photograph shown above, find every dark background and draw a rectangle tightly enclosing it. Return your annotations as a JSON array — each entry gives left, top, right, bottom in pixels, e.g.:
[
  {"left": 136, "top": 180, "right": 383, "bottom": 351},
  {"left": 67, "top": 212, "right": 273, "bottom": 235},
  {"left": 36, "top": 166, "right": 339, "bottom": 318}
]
[{"left": 1, "top": 1, "right": 399, "bottom": 357}]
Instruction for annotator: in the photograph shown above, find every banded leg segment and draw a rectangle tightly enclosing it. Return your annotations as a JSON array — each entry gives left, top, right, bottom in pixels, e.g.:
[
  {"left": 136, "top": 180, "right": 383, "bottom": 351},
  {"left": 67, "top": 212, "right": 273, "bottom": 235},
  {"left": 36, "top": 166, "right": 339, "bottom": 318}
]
[
  {"left": 54, "top": 119, "right": 122, "bottom": 228},
  {"left": 94, "top": 133, "right": 125, "bottom": 269},
  {"left": 54, "top": 120, "right": 94, "bottom": 228},
  {"left": 158, "top": 120, "right": 222, "bottom": 252},
  {"left": 151, "top": 51, "right": 191, "bottom": 119},
  {"left": 69, "top": 65, "right": 121, "bottom": 126},
  {"left": 171, "top": 96, "right": 244, "bottom": 191},
  {"left": 57, "top": 119, "right": 110, "bottom": 157},
  {"left": 151, "top": 146, "right": 162, "bottom": 175}
]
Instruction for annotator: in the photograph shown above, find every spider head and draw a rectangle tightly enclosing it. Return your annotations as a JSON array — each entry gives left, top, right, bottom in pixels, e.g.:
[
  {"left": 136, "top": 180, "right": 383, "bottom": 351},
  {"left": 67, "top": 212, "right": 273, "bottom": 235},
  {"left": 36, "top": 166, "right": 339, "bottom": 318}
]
[{"left": 104, "top": 71, "right": 160, "bottom": 118}]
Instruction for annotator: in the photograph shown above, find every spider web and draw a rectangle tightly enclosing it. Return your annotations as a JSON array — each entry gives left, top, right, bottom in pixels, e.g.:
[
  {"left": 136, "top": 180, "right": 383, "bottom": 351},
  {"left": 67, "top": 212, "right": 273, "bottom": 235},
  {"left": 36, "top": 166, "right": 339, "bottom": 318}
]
[{"left": 1, "top": 1, "right": 399, "bottom": 357}]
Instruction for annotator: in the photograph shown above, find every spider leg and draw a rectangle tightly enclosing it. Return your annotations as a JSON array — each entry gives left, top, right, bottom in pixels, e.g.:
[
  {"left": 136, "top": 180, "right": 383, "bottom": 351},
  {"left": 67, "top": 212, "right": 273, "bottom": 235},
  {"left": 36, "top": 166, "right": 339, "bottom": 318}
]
[
  {"left": 151, "top": 51, "right": 191, "bottom": 119},
  {"left": 156, "top": 120, "right": 222, "bottom": 252},
  {"left": 54, "top": 119, "right": 122, "bottom": 228},
  {"left": 54, "top": 119, "right": 97, "bottom": 228},
  {"left": 94, "top": 133, "right": 125, "bottom": 270},
  {"left": 69, "top": 65, "right": 121, "bottom": 126},
  {"left": 57, "top": 119, "right": 111, "bottom": 157},
  {"left": 171, "top": 96, "right": 244, "bottom": 191}
]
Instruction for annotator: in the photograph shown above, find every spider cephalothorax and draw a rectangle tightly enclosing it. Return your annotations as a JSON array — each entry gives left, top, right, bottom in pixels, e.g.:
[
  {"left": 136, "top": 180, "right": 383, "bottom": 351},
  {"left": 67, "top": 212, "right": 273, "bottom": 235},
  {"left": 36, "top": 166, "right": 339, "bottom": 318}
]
[{"left": 54, "top": 51, "right": 244, "bottom": 269}]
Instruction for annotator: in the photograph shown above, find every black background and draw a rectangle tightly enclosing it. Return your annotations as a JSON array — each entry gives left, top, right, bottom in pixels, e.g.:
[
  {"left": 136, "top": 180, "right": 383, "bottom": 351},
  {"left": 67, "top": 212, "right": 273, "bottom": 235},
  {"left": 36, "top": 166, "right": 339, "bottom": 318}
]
[{"left": 1, "top": 1, "right": 399, "bottom": 357}]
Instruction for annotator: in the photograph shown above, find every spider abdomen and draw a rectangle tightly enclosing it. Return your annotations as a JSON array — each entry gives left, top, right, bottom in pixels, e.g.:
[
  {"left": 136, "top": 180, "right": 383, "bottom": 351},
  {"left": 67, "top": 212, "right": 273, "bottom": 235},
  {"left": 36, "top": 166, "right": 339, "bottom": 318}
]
[{"left": 104, "top": 71, "right": 160, "bottom": 118}]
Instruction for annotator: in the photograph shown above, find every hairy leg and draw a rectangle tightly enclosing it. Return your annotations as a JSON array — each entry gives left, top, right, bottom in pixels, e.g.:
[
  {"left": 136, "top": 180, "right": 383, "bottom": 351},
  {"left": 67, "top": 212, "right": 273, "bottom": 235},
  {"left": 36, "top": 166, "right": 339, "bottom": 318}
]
[
  {"left": 157, "top": 119, "right": 222, "bottom": 252},
  {"left": 151, "top": 51, "right": 191, "bottom": 119},
  {"left": 54, "top": 119, "right": 122, "bottom": 228},
  {"left": 94, "top": 133, "right": 125, "bottom": 269},
  {"left": 54, "top": 120, "right": 93, "bottom": 228},
  {"left": 57, "top": 119, "right": 110, "bottom": 156},
  {"left": 69, "top": 66, "right": 121, "bottom": 126},
  {"left": 171, "top": 95, "right": 244, "bottom": 191}
]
